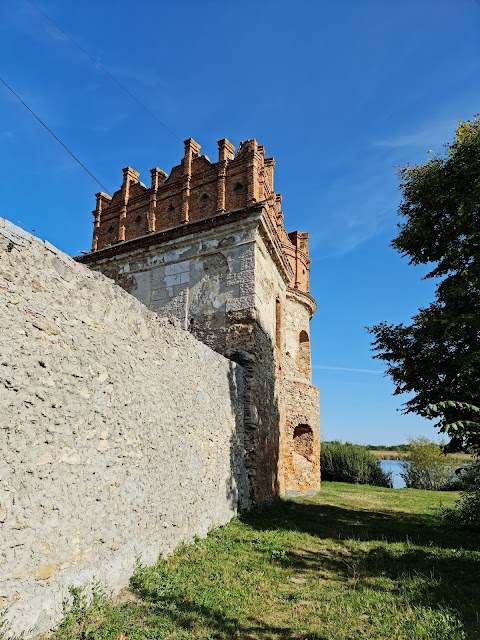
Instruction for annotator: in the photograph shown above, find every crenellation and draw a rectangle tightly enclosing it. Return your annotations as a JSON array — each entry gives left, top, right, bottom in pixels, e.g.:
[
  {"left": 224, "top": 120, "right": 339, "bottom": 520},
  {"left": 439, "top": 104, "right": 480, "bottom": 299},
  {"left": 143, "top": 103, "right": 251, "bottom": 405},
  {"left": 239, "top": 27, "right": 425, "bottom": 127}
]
[{"left": 218, "top": 138, "right": 235, "bottom": 163}]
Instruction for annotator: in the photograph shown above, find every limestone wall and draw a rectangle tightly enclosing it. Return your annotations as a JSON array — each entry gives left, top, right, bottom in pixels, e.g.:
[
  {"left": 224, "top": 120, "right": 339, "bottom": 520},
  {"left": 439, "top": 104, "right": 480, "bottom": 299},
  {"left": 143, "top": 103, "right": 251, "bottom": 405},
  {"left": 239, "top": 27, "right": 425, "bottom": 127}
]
[
  {"left": 0, "top": 218, "right": 248, "bottom": 636},
  {"left": 85, "top": 214, "right": 259, "bottom": 354}
]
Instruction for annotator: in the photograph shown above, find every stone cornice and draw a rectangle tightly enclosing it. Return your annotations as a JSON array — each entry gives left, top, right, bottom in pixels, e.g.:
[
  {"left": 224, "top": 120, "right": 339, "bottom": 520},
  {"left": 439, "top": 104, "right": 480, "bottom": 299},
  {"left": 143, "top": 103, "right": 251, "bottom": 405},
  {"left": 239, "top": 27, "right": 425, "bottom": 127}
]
[
  {"left": 77, "top": 204, "right": 265, "bottom": 265},
  {"left": 78, "top": 203, "right": 297, "bottom": 291},
  {"left": 257, "top": 208, "right": 294, "bottom": 286},
  {"left": 286, "top": 286, "right": 317, "bottom": 318}
]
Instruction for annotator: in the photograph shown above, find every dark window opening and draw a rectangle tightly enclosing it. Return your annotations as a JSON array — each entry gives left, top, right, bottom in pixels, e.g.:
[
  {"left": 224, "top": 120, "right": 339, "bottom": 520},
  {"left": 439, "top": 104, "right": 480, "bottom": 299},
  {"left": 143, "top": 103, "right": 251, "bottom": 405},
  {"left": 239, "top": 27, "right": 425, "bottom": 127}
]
[{"left": 275, "top": 298, "right": 282, "bottom": 350}]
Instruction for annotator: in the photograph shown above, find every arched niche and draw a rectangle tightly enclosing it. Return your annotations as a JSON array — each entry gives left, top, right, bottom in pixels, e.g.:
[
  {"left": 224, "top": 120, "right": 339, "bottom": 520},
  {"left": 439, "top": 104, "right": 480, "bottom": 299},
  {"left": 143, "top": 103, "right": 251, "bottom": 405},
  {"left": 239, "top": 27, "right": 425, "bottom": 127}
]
[
  {"left": 293, "top": 424, "right": 314, "bottom": 459},
  {"left": 297, "top": 330, "right": 310, "bottom": 375}
]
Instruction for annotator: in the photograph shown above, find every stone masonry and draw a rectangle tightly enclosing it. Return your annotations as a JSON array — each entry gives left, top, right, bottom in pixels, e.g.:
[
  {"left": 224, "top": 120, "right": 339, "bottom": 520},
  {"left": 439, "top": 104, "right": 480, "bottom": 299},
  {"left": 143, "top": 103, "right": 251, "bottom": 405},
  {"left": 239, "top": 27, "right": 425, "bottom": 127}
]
[
  {"left": 78, "top": 138, "right": 320, "bottom": 500},
  {"left": 0, "top": 218, "right": 248, "bottom": 636}
]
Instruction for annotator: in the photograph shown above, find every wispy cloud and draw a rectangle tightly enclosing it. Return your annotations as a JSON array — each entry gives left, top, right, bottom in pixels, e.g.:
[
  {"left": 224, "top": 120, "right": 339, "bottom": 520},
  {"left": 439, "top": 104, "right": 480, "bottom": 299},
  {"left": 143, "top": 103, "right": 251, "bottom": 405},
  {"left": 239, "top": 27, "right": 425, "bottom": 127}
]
[
  {"left": 105, "top": 65, "right": 167, "bottom": 90},
  {"left": 306, "top": 170, "right": 399, "bottom": 259},
  {"left": 312, "top": 365, "right": 383, "bottom": 374},
  {"left": 91, "top": 112, "right": 129, "bottom": 133},
  {"left": 308, "top": 97, "right": 480, "bottom": 260},
  {"left": 371, "top": 116, "right": 460, "bottom": 151},
  {"left": 2, "top": 3, "right": 80, "bottom": 48},
  {"left": 0, "top": 130, "right": 16, "bottom": 140},
  {"left": 371, "top": 89, "right": 480, "bottom": 152},
  {"left": 3, "top": 4, "right": 167, "bottom": 93}
]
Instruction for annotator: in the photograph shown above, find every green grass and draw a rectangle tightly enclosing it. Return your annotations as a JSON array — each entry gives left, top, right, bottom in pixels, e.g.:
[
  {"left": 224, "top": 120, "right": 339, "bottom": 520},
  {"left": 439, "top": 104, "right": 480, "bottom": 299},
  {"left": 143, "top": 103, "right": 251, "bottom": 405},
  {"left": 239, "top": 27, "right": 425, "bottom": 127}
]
[{"left": 52, "top": 483, "right": 480, "bottom": 640}]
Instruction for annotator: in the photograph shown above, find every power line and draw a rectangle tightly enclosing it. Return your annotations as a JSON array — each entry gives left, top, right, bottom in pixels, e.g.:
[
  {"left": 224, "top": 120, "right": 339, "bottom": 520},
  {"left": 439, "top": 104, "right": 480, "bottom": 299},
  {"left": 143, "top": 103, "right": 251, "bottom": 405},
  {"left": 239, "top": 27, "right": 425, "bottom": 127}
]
[
  {"left": 0, "top": 76, "right": 111, "bottom": 194},
  {"left": 25, "top": 0, "right": 181, "bottom": 143}
]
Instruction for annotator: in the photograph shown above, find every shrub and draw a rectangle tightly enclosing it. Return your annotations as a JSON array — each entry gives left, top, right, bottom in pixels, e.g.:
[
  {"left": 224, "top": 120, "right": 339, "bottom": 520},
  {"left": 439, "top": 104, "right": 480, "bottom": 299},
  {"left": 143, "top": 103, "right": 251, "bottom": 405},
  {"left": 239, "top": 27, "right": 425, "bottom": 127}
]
[
  {"left": 320, "top": 441, "right": 392, "bottom": 487},
  {"left": 444, "top": 461, "right": 480, "bottom": 530},
  {"left": 401, "top": 437, "right": 458, "bottom": 490}
]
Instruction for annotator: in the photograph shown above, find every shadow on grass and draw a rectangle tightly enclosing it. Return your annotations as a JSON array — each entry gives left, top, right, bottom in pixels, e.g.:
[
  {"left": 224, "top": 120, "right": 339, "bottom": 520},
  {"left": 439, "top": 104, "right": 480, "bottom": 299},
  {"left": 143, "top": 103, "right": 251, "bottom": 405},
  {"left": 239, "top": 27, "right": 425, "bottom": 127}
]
[
  {"left": 61, "top": 498, "right": 480, "bottom": 640},
  {"left": 240, "top": 498, "right": 480, "bottom": 638},
  {"left": 114, "top": 598, "right": 328, "bottom": 640},
  {"left": 241, "top": 498, "right": 480, "bottom": 550}
]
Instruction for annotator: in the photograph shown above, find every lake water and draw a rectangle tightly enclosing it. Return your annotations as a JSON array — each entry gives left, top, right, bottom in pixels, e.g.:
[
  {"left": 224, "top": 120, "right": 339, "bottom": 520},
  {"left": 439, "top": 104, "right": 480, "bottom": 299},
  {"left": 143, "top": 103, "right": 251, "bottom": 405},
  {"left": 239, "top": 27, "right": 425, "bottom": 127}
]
[{"left": 379, "top": 459, "right": 406, "bottom": 489}]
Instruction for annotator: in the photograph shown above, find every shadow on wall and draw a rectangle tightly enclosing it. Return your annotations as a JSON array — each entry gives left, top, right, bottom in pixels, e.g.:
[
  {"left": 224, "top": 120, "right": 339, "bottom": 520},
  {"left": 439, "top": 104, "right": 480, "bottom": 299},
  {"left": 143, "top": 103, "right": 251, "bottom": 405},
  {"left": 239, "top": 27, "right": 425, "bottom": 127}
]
[
  {"left": 225, "top": 313, "right": 281, "bottom": 506},
  {"left": 225, "top": 359, "right": 250, "bottom": 510}
]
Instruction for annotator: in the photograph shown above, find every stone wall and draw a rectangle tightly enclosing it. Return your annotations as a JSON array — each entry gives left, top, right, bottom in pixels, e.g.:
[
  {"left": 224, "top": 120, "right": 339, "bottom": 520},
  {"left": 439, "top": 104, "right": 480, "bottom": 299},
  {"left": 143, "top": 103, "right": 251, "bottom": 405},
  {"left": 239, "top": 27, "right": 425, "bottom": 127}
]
[
  {"left": 283, "top": 294, "right": 312, "bottom": 384},
  {"left": 282, "top": 380, "right": 320, "bottom": 495},
  {"left": 82, "top": 213, "right": 293, "bottom": 503},
  {"left": 87, "top": 212, "right": 260, "bottom": 345},
  {"left": 0, "top": 218, "right": 249, "bottom": 637}
]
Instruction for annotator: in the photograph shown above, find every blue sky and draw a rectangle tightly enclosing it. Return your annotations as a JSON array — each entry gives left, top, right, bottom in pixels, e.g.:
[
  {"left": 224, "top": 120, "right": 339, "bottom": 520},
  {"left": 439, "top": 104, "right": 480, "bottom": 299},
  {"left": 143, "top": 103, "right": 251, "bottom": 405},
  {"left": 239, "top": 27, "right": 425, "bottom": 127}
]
[{"left": 1, "top": 0, "right": 480, "bottom": 445}]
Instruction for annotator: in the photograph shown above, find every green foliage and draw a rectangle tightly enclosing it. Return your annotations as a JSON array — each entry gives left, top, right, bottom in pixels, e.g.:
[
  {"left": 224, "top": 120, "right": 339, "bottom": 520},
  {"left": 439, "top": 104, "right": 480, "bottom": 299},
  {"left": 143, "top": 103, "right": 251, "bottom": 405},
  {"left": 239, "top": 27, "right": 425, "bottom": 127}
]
[
  {"left": 401, "top": 437, "right": 458, "bottom": 490},
  {"left": 365, "top": 443, "right": 410, "bottom": 452},
  {"left": 0, "top": 607, "right": 27, "bottom": 640},
  {"left": 54, "top": 584, "right": 108, "bottom": 639},
  {"left": 320, "top": 441, "right": 392, "bottom": 487},
  {"left": 425, "top": 401, "right": 480, "bottom": 457},
  {"left": 444, "top": 461, "right": 480, "bottom": 530},
  {"left": 369, "top": 116, "right": 480, "bottom": 452}
]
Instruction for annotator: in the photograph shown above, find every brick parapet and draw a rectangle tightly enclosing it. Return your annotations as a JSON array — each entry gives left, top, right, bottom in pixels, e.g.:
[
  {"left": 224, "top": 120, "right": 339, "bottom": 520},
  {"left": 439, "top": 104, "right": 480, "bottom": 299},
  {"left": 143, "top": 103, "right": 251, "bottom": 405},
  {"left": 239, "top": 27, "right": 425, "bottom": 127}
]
[{"left": 87, "top": 138, "right": 313, "bottom": 299}]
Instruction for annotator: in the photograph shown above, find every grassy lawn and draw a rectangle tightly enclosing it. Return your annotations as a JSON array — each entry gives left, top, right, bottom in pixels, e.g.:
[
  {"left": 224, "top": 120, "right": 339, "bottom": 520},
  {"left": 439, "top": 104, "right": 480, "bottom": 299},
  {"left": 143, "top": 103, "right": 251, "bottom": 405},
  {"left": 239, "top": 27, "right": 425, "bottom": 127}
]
[{"left": 53, "top": 483, "right": 480, "bottom": 640}]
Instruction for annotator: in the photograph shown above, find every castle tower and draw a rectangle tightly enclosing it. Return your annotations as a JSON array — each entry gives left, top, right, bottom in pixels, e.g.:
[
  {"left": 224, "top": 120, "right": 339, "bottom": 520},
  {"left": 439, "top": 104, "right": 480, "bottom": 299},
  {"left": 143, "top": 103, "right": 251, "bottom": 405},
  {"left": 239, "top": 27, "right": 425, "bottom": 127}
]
[{"left": 77, "top": 138, "right": 320, "bottom": 501}]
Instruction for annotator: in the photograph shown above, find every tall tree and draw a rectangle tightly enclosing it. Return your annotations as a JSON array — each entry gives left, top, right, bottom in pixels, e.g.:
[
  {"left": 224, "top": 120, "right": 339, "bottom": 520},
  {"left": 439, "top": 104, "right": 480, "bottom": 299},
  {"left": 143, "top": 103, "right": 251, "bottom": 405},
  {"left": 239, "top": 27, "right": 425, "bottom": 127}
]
[{"left": 369, "top": 116, "right": 480, "bottom": 452}]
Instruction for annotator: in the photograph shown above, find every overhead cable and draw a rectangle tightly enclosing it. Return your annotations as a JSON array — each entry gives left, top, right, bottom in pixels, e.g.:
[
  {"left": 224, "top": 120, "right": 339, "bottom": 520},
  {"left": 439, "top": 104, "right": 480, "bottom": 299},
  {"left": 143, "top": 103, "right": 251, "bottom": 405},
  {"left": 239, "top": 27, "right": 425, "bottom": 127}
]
[
  {"left": 0, "top": 76, "right": 111, "bottom": 194},
  {"left": 25, "top": 0, "right": 181, "bottom": 143}
]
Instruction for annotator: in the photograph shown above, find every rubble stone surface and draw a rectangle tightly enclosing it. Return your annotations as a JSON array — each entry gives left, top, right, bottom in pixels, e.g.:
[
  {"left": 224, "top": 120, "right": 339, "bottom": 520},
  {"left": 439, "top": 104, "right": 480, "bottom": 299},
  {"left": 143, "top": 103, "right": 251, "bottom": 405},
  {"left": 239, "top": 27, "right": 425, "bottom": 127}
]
[{"left": 0, "top": 218, "right": 248, "bottom": 636}]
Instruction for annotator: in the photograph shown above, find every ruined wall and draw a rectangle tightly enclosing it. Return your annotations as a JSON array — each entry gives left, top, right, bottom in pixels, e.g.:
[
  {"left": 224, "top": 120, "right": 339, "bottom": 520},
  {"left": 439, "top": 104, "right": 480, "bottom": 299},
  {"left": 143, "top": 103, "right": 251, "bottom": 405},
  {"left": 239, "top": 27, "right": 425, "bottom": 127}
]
[
  {"left": 0, "top": 219, "right": 249, "bottom": 637},
  {"left": 251, "top": 231, "right": 288, "bottom": 495},
  {"left": 282, "top": 293, "right": 320, "bottom": 494},
  {"left": 253, "top": 235, "right": 320, "bottom": 495},
  {"left": 82, "top": 208, "right": 321, "bottom": 501},
  {"left": 282, "top": 380, "right": 320, "bottom": 494}
]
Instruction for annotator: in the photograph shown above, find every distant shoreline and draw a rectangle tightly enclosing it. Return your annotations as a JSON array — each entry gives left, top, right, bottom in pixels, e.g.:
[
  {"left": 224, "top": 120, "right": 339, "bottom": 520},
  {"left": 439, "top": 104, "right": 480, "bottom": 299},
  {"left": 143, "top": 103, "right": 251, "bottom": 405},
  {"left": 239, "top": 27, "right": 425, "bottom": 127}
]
[{"left": 369, "top": 449, "right": 472, "bottom": 462}]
